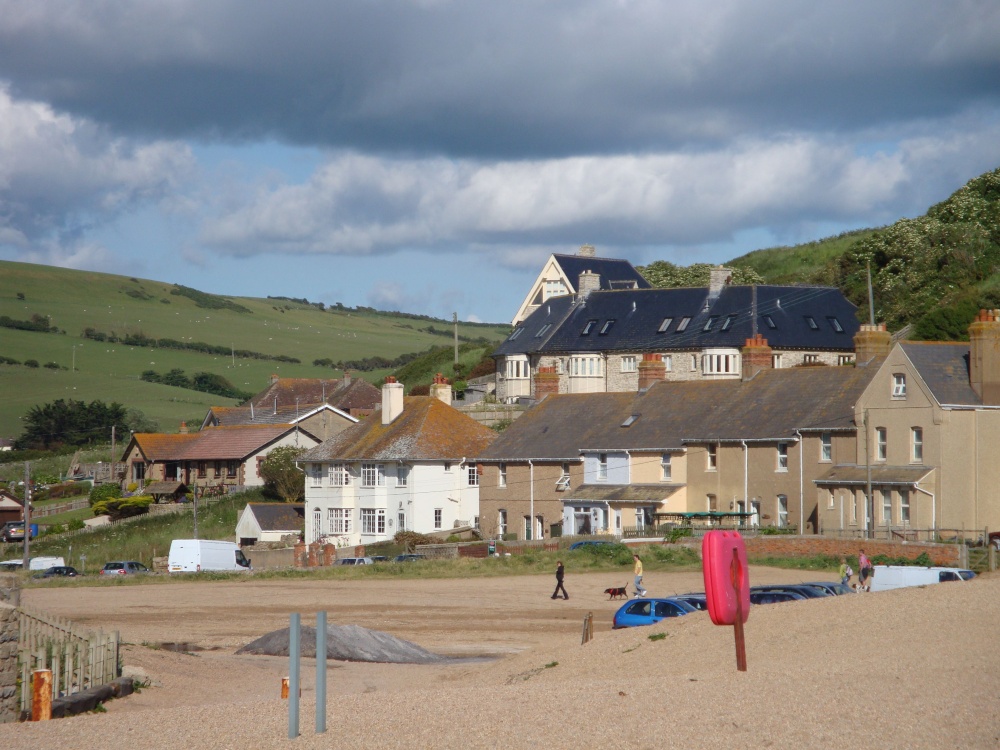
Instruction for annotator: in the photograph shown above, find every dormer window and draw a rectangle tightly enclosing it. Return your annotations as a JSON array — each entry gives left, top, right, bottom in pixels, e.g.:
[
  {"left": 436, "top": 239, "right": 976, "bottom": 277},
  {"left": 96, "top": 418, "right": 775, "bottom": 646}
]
[
  {"left": 805, "top": 316, "right": 819, "bottom": 330},
  {"left": 762, "top": 315, "right": 776, "bottom": 329},
  {"left": 828, "top": 316, "right": 844, "bottom": 333},
  {"left": 721, "top": 315, "right": 736, "bottom": 331},
  {"left": 676, "top": 317, "right": 691, "bottom": 332},
  {"left": 599, "top": 319, "right": 616, "bottom": 335},
  {"left": 658, "top": 317, "right": 673, "bottom": 333},
  {"left": 508, "top": 328, "right": 524, "bottom": 341},
  {"left": 703, "top": 316, "right": 718, "bottom": 332},
  {"left": 535, "top": 323, "right": 551, "bottom": 338},
  {"left": 581, "top": 319, "right": 598, "bottom": 335}
]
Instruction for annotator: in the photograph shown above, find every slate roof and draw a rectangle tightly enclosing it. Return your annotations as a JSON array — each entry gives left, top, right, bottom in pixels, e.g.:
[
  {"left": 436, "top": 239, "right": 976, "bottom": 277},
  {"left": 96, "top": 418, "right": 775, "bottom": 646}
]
[
  {"left": 814, "top": 465, "right": 934, "bottom": 486},
  {"left": 494, "top": 284, "right": 859, "bottom": 357},
  {"left": 478, "top": 364, "right": 877, "bottom": 461},
  {"left": 299, "top": 397, "right": 496, "bottom": 462},
  {"left": 552, "top": 254, "right": 651, "bottom": 292},
  {"left": 566, "top": 484, "right": 683, "bottom": 503},
  {"left": 247, "top": 377, "right": 380, "bottom": 413},
  {"left": 899, "top": 342, "right": 980, "bottom": 406},
  {"left": 206, "top": 403, "right": 356, "bottom": 427},
  {"left": 246, "top": 503, "right": 305, "bottom": 532}
]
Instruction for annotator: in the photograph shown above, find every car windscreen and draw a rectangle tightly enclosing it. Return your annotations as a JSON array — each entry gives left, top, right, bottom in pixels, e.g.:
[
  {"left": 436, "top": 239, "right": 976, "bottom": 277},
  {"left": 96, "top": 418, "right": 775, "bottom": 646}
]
[{"left": 654, "top": 601, "right": 683, "bottom": 618}]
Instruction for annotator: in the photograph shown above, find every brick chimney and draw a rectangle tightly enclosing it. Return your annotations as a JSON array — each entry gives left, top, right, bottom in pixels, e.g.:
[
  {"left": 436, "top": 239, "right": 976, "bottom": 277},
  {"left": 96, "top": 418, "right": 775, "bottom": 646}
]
[
  {"left": 178, "top": 421, "right": 189, "bottom": 434},
  {"left": 429, "top": 372, "right": 453, "bottom": 405},
  {"left": 342, "top": 370, "right": 351, "bottom": 385},
  {"left": 969, "top": 309, "right": 1000, "bottom": 405},
  {"left": 853, "top": 323, "right": 891, "bottom": 364},
  {"left": 382, "top": 377, "right": 404, "bottom": 424},
  {"left": 533, "top": 366, "right": 560, "bottom": 400},
  {"left": 638, "top": 353, "right": 666, "bottom": 390},
  {"left": 709, "top": 266, "right": 733, "bottom": 298},
  {"left": 270, "top": 373, "right": 280, "bottom": 384},
  {"left": 741, "top": 334, "right": 772, "bottom": 381},
  {"left": 577, "top": 270, "right": 601, "bottom": 299},
  {"left": 578, "top": 244, "right": 596, "bottom": 258}
]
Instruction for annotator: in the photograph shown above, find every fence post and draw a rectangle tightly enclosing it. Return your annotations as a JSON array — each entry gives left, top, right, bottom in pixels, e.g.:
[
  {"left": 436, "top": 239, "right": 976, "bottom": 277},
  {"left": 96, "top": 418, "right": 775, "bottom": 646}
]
[
  {"left": 316, "top": 611, "right": 327, "bottom": 735},
  {"left": 288, "top": 613, "right": 300, "bottom": 740},
  {"left": 31, "top": 669, "right": 51, "bottom": 721},
  {"left": 581, "top": 612, "right": 594, "bottom": 645}
]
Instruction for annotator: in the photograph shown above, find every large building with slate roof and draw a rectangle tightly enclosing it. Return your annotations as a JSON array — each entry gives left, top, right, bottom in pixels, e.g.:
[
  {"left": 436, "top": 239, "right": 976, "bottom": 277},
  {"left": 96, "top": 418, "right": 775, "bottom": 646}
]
[{"left": 495, "top": 261, "right": 861, "bottom": 402}]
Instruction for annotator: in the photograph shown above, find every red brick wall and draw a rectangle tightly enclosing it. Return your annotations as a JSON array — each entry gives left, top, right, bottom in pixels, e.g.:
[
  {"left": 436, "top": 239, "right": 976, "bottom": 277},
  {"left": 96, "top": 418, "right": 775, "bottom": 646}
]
[{"left": 740, "top": 536, "right": 962, "bottom": 566}]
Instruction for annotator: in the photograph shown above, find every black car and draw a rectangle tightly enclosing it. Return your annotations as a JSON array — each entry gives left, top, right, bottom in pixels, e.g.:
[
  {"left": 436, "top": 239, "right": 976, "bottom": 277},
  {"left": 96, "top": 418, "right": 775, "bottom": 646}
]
[
  {"left": 802, "top": 581, "right": 854, "bottom": 596},
  {"left": 36, "top": 566, "right": 80, "bottom": 578},
  {"left": 750, "top": 584, "right": 832, "bottom": 599},
  {"left": 393, "top": 554, "right": 427, "bottom": 562},
  {"left": 673, "top": 593, "right": 709, "bottom": 611},
  {"left": 750, "top": 590, "right": 807, "bottom": 605}
]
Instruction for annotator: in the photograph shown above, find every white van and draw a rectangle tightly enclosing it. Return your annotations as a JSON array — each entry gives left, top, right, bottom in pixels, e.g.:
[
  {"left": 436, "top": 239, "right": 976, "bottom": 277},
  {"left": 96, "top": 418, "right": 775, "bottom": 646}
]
[
  {"left": 869, "top": 564, "right": 975, "bottom": 592},
  {"left": 168, "top": 540, "right": 251, "bottom": 573},
  {"left": 29, "top": 556, "right": 66, "bottom": 571}
]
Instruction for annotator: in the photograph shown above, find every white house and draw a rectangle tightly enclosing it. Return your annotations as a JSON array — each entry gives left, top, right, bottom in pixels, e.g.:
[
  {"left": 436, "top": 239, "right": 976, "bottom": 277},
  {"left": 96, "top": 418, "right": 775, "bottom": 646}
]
[
  {"left": 299, "top": 377, "right": 497, "bottom": 547},
  {"left": 236, "top": 503, "right": 305, "bottom": 546}
]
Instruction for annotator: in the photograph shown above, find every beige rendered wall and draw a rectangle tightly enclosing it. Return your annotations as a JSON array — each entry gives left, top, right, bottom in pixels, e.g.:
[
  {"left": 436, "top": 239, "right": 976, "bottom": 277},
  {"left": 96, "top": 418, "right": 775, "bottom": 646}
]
[{"left": 479, "top": 461, "right": 583, "bottom": 540}]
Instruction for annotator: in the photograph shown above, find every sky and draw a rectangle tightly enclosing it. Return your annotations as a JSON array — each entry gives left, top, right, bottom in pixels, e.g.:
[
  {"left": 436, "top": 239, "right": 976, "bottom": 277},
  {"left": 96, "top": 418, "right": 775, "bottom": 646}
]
[{"left": 0, "top": 2, "right": 999, "bottom": 325}]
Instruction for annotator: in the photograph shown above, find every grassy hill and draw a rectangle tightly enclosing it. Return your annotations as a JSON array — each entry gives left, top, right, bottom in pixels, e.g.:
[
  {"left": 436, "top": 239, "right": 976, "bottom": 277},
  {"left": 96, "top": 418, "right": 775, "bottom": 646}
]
[
  {"left": 727, "top": 229, "right": 878, "bottom": 285},
  {"left": 0, "top": 262, "right": 509, "bottom": 439}
]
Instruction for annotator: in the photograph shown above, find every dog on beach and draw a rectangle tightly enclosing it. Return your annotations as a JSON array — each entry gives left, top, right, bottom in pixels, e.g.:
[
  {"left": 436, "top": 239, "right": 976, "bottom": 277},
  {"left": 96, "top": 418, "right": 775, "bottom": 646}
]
[{"left": 604, "top": 585, "right": 628, "bottom": 600}]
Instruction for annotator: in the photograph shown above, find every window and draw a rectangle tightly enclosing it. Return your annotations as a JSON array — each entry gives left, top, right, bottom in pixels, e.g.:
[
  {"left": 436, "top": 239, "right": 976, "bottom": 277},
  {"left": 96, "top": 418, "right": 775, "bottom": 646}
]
[
  {"left": 850, "top": 494, "right": 857, "bottom": 523},
  {"left": 581, "top": 319, "right": 597, "bottom": 335},
  {"left": 702, "top": 350, "right": 740, "bottom": 375},
  {"left": 703, "top": 316, "right": 718, "bottom": 331},
  {"left": 227, "top": 461, "right": 238, "bottom": 478},
  {"left": 498, "top": 463, "right": 507, "bottom": 488},
  {"left": 820, "top": 432, "right": 832, "bottom": 462},
  {"left": 658, "top": 317, "right": 673, "bottom": 333},
  {"left": 328, "top": 464, "right": 349, "bottom": 486},
  {"left": 397, "top": 511, "right": 406, "bottom": 532},
  {"left": 434, "top": 508, "right": 443, "bottom": 530},
  {"left": 621, "top": 414, "right": 639, "bottom": 428},
  {"left": 762, "top": 315, "right": 776, "bottom": 329},
  {"left": 805, "top": 316, "right": 819, "bottom": 330},
  {"left": 827, "top": 490, "right": 835, "bottom": 510},
  {"left": 197, "top": 461, "right": 207, "bottom": 478},
  {"left": 328, "top": 508, "right": 351, "bottom": 534},
  {"left": 876, "top": 428, "right": 887, "bottom": 462},
  {"left": 310, "top": 463, "right": 323, "bottom": 487},
  {"left": 597, "top": 453, "right": 608, "bottom": 481},
  {"left": 661, "top": 454, "right": 672, "bottom": 481},
  {"left": 772, "top": 353, "right": 783, "bottom": 369},
  {"left": 721, "top": 315, "right": 736, "bottom": 332},
  {"left": 838, "top": 354, "right": 854, "bottom": 365},
  {"left": 706, "top": 445, "right": 717, "bottom": 471},
  {"left": 214, "top": 461, "right": 223, "bottom": 477},
  {"left": 599, "top": 319, "right": 615, "bottom": 335},
  {"left": 443, "top": 461, "right": 452, "bottom": 473},
  {"left": 396, "top": 465, "right": 409, "bottom": 487},
  {"left": 313, "top": 509, "right": 322, "bottom": 540},
  {"left": 900, "top": 490, "right": 910, "bottom": 524},
  {"left": 828, "top": 317, "right": 844, "bottom": 333},
  {"left": 690, "top": 354, "right": 699, "bottom": 370},
  {"left": 362, "top": 463, "right": 385, "bottom": 487},
  {"left": 497, "top": 510, "right": 507, "bottom": 537},
  {"left": 621, "top": 356, "right": 637, "bottom": 373},
  {"left": 881, "top": 490, "right": 891, "bottom": 523},
  {"left": 534, "top": 323, "right": 551, "bottom": 338},
  {"left": 892, "top": 374, "right": 907, "bottom": 398},
  {"left": 776, "top": 443, "right": 788, "bottom": 472},
  {"left": 803, "top": 354, "right": 819, "bottom": 364},
  {"left": 911, "top": 427, "right": 923, "bottom": 462},
  {"left": 523, "top": 516, "right": 532, "bottom": 540},
  {"left": 508, "top": 328, "right": 524, "bottom": 341},
  {"left": 777, "top": 495, "right": 788, "bottom": 527},
  {"left": 505, "top": 358, "right": 529, "bottom": 379},
  {"left": 676, "top": 317, "right": 691, "bottom": 332},
  {"left": 662, "top": 354, "right": 673, "bottom": 372},
  {"left": 570, "top": 355, "right": 603, "bottom": 377},
  {"left": 360, "top": 509, "right": 385, "bottom": 535},
  {"left": 467, "top": 465, "right": 479, "bottom": 486},
  {"left": 635, "top": 508, "right": 646, "bottom": 529}
]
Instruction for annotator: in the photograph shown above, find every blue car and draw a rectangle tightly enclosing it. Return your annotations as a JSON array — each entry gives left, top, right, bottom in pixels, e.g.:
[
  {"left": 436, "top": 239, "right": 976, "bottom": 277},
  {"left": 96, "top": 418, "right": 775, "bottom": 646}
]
[
  {"left": 569, "top": 540, "right": 617, "bottom": 550},
  {"left": 612, "top": 597, "right": 697, "bottom": 629}
]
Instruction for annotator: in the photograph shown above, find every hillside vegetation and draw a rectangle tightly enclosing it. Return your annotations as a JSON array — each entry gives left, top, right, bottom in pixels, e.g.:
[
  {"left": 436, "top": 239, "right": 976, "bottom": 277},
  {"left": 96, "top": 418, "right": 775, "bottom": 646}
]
[{"left": 0, "top": 262, "right": 508, "bottom": 438}]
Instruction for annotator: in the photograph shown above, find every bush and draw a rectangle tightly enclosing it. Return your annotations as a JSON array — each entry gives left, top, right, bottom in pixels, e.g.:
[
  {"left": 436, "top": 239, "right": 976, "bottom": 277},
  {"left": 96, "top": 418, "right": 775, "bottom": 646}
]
[
  {"left": 664, "top": 527, "right": 692, "bottom": 544},
  {"left": 89, "top": 483, "right": 122, "bottom": 507},
  {"left": 394, "top": 531, "right": 439, "bottom": 552},
  {"left": 92, "top": 495, "right": 153, "bottom": 521},
  {"left": 24, "top": 359, "right": 39, "bottom": 368},
  {"left": 67, "top": 519, "right": 85, "bottom": 531},
  {"left": 126, "top": 483, "right": 139, "bottom": 493}
]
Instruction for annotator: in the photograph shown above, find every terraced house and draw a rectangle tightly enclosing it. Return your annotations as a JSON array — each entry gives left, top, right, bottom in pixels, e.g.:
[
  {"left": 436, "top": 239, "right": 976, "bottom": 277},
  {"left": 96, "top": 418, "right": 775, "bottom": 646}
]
[
  {"left": 494, "top": 247, "right": 861, "bottom": 402},
  {"left": 299, "top": 377, "right": 496, "bottom": 547}
]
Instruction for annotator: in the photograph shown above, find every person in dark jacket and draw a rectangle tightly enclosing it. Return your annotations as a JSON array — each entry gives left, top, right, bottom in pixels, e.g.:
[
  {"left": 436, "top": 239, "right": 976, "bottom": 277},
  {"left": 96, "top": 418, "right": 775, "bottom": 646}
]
[{"left": 551, "top": 560, "right": 569, "bottom": 600}]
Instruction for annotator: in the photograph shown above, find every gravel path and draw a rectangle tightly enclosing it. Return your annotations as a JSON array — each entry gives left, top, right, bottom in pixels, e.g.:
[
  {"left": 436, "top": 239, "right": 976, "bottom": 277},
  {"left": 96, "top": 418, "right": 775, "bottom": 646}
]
[{"left": 3, "top": 567, "right": 997, "bottom": 749}]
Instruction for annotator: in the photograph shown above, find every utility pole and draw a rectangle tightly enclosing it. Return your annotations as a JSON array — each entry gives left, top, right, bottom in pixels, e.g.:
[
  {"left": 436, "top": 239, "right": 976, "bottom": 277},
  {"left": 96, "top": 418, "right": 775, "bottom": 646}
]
[
  {"left": 453, "top": 312, "right": 459, "bottom": 367},
  {"left": 864, "top": 409, "right": 873, "bottom": 539},
  {"left": 111, "top": 425, "right": 116, "bottom": 485},
  {"left": 193, "top": 486, "right": 199, "bottom": 539},
  {"left": 866, "top": 262, "right": 876, "bottom": 326},
  {"left": 22, "top": 462, "right": 31, "bottom": 568}
]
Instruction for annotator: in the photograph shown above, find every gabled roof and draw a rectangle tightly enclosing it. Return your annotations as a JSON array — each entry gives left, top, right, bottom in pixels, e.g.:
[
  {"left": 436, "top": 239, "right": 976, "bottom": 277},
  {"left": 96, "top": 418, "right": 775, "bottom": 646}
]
[
  {"left": 248, "top": 377, "right": 380, "bottom": 413},
  {"left": 245, "top": 503, "right": 305, "bottom": 532},
  {"left": 479, "top": 365, "right": 877, "bottom": 461},
  {"left": 494, "top": 284, "right": 859, "bottom": 357},
  {"left": 551, "top": 253, "right": 651, "bottom": 293},
  {"left": 299, "top": 397, "right": 496, "bottom": 462},
  {"left": 898, "top": 342, "right": 980, "bottom": 406},
  {"left": 178, "top": 425, "right": 317, "bottom": 461},
  {"left": 203, "top": 403, "right": 358, "bottom": 429},
  {"left": 128, "top": 433, "right": 201, "bottom": 461}
]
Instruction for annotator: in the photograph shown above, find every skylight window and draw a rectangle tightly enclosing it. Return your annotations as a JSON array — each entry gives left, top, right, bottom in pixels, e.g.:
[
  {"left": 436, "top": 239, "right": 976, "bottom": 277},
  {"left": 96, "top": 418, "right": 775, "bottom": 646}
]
[
  {"left": 676, "top": 317, "right": 691, "bottom": 332},
  {"left": 658, "top": 317, "right": 673, "bottom": 333},
  {"left": 762, "top": 315, "right": 776, "bottom": 329},
  {"left": 509, "top": 328, "right": 524, "bottom": 340},
  {"left": 703, "top": 316, "right": 718, "bottom": 332},
  {"left": 599, "top": 320, "right": 616, "bottom": 335},
  {"left": 805, "top": 316, "right": 819, "bottom": 330},
  {"left": 535, "top": 323, "right": 552, "bottom": 338},
  {"left": 721, "top": 315, "right": 736, "bottom": 332},
  {"left": 581, "top": 319, "right": 598, "bottom": 335},
  {"left": 828, "top": 317, "right": 844, "bottom": 333},
  {"left": 621, "top": 414, "right": 640, "bottom": 427}
]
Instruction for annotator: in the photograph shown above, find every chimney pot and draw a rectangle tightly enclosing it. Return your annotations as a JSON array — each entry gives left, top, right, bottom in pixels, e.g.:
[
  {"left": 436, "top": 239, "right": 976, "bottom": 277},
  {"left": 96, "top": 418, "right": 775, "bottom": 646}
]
[
  {"left": 577, "top": 270, "right": 601, "bottom": 298},
  {"left": 578, "top": 244, "right": 596, "bottom": 257},
  {"left": 381, "top": 380, "right": 405, "bottom": 424}
]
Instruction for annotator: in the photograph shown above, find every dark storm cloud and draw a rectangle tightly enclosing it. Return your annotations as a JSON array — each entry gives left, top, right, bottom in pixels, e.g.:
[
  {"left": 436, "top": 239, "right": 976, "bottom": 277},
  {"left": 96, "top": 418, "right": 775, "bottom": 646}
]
[{"left": 0, "top": 1, "right": 998, "bottom": 158}]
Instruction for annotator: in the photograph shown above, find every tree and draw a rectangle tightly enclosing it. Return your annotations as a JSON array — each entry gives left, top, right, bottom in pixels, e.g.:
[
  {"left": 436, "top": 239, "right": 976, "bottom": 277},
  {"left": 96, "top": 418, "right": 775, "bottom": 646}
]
[
  {"left": 259, "top": 445, "right": 306, "bottom": 502},
  {"left": 636, "top": 261, "right": 764, "bottom": 288},
  {"left": 16, "top": 399, "right": 128, "bottom": 450}
]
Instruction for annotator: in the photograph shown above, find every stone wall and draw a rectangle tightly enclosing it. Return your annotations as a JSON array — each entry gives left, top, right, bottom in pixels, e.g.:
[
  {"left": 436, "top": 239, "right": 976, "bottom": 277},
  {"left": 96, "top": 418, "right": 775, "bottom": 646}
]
[{"left": 0, "top": 574, "right": 19, "bottom": 723}]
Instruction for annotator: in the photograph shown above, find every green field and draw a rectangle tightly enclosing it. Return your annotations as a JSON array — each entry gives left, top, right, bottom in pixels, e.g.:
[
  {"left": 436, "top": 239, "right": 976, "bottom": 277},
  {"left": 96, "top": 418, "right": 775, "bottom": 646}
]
[{"left": 0, "top": 261, "right": 509, "bottom": 438}]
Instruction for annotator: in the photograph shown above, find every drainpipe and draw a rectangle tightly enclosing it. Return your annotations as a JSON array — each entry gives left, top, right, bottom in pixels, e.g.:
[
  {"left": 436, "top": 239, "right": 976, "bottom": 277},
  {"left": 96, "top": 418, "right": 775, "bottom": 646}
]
[
  {"left": 741, "top": 440, "right": 748, "bottom": 517},
  {"left": 528, "top": 459, "right": 534, "bottom": 541},
  {"left": 914, "top": 484, "right": 936, "bottom": 534},
  {"left": 795, "top": 430, "right": 804, "bottom": 534},
  {"left": 624, "top": 449, "right": 631, "bottom": 536}
]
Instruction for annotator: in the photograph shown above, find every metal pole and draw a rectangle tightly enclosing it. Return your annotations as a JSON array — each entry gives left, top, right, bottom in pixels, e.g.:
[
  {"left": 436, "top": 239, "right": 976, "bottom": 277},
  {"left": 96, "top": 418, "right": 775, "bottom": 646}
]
[
  {"left": 864, "top": 409, "right": 873, "bottom": 539},
  {"left": 22, "top": 462, "right": 31, "bottom": 568},
  {"left": 289, "top": 613, "right": 300, "bottom": 739},
  {"left": 193, "top": 486, "right": 199, "bottom": 539},
  {"left": 316, "top": 611, "right": 327, "bottom": 734},
  {"left": 453, "top": 312, "right": 458, "bottom": 367}
]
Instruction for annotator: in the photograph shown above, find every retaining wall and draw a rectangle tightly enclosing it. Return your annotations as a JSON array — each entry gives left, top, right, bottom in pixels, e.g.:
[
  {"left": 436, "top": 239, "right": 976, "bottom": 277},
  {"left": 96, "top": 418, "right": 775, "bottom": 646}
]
[{"left": 0, "top": 574, "right": 19, "bottom": 723}]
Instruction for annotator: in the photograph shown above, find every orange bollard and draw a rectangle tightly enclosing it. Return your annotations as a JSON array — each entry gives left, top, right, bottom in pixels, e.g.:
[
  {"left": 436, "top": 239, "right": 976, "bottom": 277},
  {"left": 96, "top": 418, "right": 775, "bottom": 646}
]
[
  {"left": 32, "top": 669, "right": 52, "bottom": 721},
  {"left": 281, "top": 676, "right": 290, "bottom": 699}
]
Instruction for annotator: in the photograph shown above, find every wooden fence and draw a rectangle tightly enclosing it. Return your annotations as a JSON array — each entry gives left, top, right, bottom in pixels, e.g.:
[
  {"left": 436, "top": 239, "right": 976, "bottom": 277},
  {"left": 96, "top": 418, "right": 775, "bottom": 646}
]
[{"left": 18, "top": 608, "right": 120, "bottom": 718}]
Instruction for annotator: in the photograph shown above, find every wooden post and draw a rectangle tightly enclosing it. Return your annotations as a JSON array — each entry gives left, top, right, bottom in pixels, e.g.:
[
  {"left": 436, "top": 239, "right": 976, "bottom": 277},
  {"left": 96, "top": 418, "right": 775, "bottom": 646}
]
[
  {"left": 581, "top": 612, "right": 594, "bottom": 645},
  {"left": 731, "top": 547, "right": 747, "bottom": 672},
  {"left": 281, "top": 677, "right": 290, "bottom": 699},
  {"left": 32, "top": 669, "right": 52, "bottom": 721}
]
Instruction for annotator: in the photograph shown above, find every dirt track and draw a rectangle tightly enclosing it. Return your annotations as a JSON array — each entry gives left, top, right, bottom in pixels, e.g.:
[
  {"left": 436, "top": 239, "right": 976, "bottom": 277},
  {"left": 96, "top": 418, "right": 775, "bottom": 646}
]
[{"left": 3, "top": 566, "right": 999, "bottom": 749}]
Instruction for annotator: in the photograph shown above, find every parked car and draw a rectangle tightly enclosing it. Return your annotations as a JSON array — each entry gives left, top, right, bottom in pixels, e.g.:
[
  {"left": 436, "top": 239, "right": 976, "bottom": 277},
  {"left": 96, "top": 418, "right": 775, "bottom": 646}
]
[
  {"left": 802, "top": 581, "right": 855, "bottom": 596},
  {"left": 749, "top": 590, "right": 807, "bottom": 605},
  {"left": 869, "top": 565, "right": 976, "bottom": 592},
  {"left": 370, "top": 555, "right": 389, "bottom": 562},
  {"left": 569, "top": 540, "right": 617, "bottom": 550},
  {"left": 338, "top": 557, "right": 373, "bottom": 565},
  {"left": 100, "top": 561, "right": 150, "bottom": 576},
  {"left": 35, "top": 566, "right": 80, "bottom": 579},
  {"left": 672, "top": 593, "right": 709, "bottom": 611},
  {"left": 1, "top": 522, "right": 38, "bottom": 543},
  {"left": 612, "top": 597, "right": 697, "bottom": 629},
  {"left": 750, "top": 584, "right": 832, "bottom": 599},
  {"left": 394, "top": 554, "right": 427, "bottom": 562}
]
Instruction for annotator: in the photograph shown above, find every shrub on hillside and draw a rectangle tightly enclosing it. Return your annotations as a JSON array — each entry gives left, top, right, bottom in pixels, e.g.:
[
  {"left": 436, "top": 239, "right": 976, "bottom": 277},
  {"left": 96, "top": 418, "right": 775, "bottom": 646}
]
[
  {"left": 89, "top": 483, "right": 122, "bottom": 507},
  {"left": 394, "top": 531, "right": 439, "bottom": 552},
  {"left": 92, "top": 495, "right": 153, "bottom": 520}
]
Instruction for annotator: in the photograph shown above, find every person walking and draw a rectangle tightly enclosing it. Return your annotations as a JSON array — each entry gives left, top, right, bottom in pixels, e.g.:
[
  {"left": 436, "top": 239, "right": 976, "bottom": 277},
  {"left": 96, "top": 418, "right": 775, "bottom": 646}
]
[
  {"left": 838, "top": 557, "right": 853, "bottom": 587},
  {"left": 633, "top": 554, "right": 648, "bottom": 598},
  {"left": 858, "top": 549, "right": 872, "bottom": 592},
  {"left": 551, "top": 560, "right": 569, "bottom": 600}
]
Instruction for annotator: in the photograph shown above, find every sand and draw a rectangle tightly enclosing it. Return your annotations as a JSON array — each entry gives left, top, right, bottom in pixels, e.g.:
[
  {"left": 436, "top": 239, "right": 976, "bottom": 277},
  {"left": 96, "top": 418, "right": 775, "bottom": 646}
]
[{"left": 1, "top": 565, "right": 997, "bottom": 749}]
